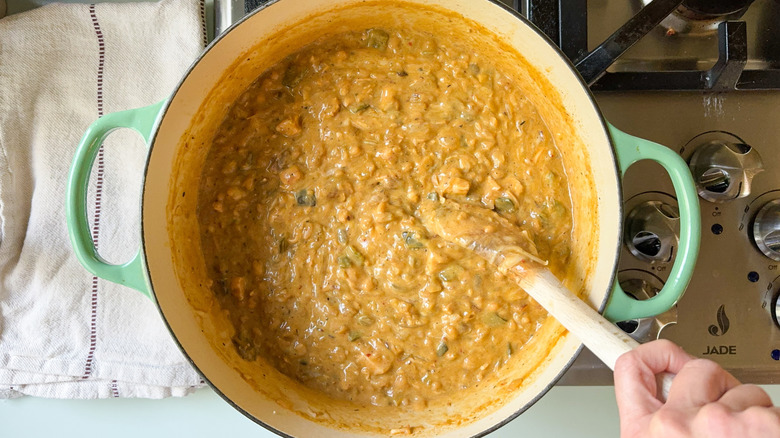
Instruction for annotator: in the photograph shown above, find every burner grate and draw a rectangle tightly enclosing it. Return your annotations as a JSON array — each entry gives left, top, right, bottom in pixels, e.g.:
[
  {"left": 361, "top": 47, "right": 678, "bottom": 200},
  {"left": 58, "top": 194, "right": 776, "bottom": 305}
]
[{"left": 525, "top": 0, "right": 780, "bottom": 91}]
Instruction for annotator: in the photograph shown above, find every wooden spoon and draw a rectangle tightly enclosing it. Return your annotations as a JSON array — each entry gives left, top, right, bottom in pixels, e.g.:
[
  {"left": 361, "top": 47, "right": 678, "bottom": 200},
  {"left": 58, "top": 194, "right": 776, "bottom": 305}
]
[{"left": 418, "top": 198, "right": 672, "bottom": 400}]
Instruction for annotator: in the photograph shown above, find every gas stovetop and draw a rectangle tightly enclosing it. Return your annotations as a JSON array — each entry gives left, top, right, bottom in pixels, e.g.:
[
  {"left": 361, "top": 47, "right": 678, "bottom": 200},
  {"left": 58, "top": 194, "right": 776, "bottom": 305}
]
[
  {"left": 536, "top": 0, "right": 780, "bottom": 385},
  {"left": 215, "top": 0, "right": 780, "bottom": 385},
  {"left": 563, "top": 89, "right": 780, "bottom": 385}
]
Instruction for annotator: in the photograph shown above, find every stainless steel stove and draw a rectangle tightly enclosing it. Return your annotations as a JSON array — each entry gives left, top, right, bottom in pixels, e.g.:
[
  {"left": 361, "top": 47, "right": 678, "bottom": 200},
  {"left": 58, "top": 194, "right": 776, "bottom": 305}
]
[
  {"left": 216, "top": 0, "right": 780, "bottom": 385},
  {"left": 541, "top": 0, "right": 780, "bottom": 385}
]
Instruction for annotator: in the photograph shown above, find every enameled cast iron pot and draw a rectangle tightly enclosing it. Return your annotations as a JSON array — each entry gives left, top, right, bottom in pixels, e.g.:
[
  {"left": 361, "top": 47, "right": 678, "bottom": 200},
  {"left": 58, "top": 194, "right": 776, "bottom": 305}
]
[{"left": 66, "top": 0, "right": 701, "bottom": 436}]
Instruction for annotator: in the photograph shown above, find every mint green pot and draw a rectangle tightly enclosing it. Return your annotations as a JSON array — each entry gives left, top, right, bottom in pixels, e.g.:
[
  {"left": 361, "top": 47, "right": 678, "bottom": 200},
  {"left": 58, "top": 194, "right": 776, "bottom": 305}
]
[{"left": 66, "top": 0, "right": 700, "bottom": 436}]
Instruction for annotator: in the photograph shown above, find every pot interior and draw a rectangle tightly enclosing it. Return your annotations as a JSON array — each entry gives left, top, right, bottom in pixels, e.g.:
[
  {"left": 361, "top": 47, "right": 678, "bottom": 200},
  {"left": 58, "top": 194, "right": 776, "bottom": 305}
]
[{"left": 143, "top": 0, "right": 620, "bottom": 436}]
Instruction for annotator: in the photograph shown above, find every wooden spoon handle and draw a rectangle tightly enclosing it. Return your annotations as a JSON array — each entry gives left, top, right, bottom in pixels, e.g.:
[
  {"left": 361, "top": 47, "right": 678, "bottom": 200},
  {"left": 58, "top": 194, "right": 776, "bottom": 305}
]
[
  {"left": 513, "top": 268, "right": 673, "bottom": 401},
  {"left": 657, "top": 372, "right": 674, "bottom": 402},
  {"left": 514, "top": 268, "right": 639, "bottom": 368}
]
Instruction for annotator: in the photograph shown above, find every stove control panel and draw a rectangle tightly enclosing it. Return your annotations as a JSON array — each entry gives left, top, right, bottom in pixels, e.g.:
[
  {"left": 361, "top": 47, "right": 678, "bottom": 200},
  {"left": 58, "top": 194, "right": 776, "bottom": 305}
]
[
  {"left": 686, "top": 131, "right": 764, "bottom": 203},
  {"left": 559, "top": 92, "right": 780, "bottom": 385},
  {"left": 771, "top": 290, "right": 780, "bottom": 329},
  {"left": 616, "top": 270, "right": 676, "bottom": 343},
  {"left": 753, "top": 199, "right": 780, "bottom": 262},
  {"left": 610, "top": 191, "right": 680, "bottom": 344},
  {"left": 624, "top": 201, "right": 680, "bottom": 263}
]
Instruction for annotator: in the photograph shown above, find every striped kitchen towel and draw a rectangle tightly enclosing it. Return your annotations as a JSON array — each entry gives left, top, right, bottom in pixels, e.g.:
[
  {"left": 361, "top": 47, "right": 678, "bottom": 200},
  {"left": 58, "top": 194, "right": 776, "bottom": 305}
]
[{"left": 0, "top": 0, "right": 207, "bottom": 398}]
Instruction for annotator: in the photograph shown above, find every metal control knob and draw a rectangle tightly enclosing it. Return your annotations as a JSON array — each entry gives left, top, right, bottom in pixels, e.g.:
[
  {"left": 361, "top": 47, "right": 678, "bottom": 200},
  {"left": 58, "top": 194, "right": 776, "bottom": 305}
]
[
  {"left": 769, "top": 292, "right": 780, "bottom": 327},
  {"left": 616, "top": 271, "right": 677, "bottom": 342},
  {"left": 772, "top": 292, "right": 780, "bottom": 329},
  {"left": 753, "top": 199, "right": 780, "bottom": 262},
  {"left": 625, "top": 201, "right": 680, "bottom": 263},
  {"left": 688, "top": 133, "right": 763, "bottom": 203}
]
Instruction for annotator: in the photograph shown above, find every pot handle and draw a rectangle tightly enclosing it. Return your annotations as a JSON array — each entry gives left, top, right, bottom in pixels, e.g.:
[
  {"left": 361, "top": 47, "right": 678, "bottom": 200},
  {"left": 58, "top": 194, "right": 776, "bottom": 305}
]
[
  {"left": 65, "top": 101, "right": 166, "bottom": 300},
  {"left": 603, "top": 123, "right": 701, "bottom": 322}
]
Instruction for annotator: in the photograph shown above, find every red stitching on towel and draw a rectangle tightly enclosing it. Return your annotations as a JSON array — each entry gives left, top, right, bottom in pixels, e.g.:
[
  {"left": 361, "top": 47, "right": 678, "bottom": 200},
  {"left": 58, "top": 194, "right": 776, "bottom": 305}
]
[
  {"left": 111, "top": 380, "right": 119, "bottom": 398},
  {"left": 83, "top": 3, "right": 106, "bottom": 380},
  {"left": 199, "top": 0, "right": 207, "bottom": 46}
]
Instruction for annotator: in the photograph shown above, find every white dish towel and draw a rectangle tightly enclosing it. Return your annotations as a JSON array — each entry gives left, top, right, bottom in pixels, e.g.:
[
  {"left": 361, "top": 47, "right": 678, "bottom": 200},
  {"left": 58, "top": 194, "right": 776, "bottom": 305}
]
[{"left": 0, "top": 0, "right": 208, "bottom": 398}]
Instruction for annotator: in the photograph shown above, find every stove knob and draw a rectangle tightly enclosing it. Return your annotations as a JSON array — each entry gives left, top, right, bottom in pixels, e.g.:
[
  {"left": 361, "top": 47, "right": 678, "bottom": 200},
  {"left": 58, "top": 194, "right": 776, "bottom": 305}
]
[
  {"left": 616, "top": 271, "right": 677, "bottom": 341},
  {"left": 688, "top": 140, "right": 763, "bottom": 203},
  {"left": 625, "top": 201, "right": 680, "bottom": 263},
  {"left": 753, "top": 199, "right": 780, "bottom": 262},
  {"left": 772, "top": 292, "right": 780, "bottom": 329},
  {"left": 616, "top": 277, "right": 662, "bottom": 342}
]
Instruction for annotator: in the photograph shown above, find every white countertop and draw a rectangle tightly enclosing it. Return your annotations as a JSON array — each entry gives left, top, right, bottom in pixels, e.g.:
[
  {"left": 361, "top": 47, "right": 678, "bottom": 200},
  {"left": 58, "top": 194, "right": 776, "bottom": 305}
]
[
  {"left": 2, "top": 385, "right": 624, "bottom": 436},
  {"left": 4, "top": 376, "right": 780, "bottom": 436}
]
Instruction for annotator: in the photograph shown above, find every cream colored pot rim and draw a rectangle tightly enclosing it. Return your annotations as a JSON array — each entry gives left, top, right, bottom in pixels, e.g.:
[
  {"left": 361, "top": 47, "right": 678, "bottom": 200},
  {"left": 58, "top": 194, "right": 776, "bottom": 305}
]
[{"left": 139, "top": 1, "right": 622, "bottom": 436}]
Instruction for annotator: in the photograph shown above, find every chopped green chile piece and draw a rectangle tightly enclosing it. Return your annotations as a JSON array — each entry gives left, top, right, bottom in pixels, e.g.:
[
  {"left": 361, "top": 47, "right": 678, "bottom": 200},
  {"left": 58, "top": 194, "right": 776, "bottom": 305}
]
[
  {"left": 545, "top": 171, "right": 557, "bottom": 186},
  {"left": 282, "top": 65, "right": 308, "bottom": 89},
  {"left": 436, "top": 342, "right": 448, "bottom": 357},
  {"left": 278, "top": 236, "right": 289, "bottom": 253},
  {"left": 438, "top": 265, "right": 463, "bottom": 282},
  {"left": 482, "top": 312, "right": 508, "bottom": 327},
  {"left": 337, "top": 255, "right": 352, "bottom": 268},
  {"left": 345, "top": 245, "right": 365, "bottom": 266},
  {"left": 366, "top": 29, "right": 389, "bottom": 50},
  {"left": 402, "top": 231, "right": 425, "bottom": 249},
  {"left": 427, "top": 192, "right": 439, "bottom": 201},
  {"left": 551, "top": 200, "right": 567, "bottom": 218},
  {"left": 295, "top": 189, "right": 316, "bottom": 206},
  {"left": 468, "top": 63, "right": 480, "bottom": 74},
  {"left": 348, "top": 331, "right": 362, "bottom": 342},
  {"left": 349, "top": 103, "right": 370, "bottom": 113},
  {"left": 506, "top": 343, "right": 513, "bottom": 356},
  {"left": 233, "top": 329, "right": 257, "bottom": 361},
  {"left": 214, "top": 279, "right": 228, "bottom": 296},
  {"left": 357, "top": 315, "right": 374, "bottom": 326},
  {"left": 494, "top": 197, "right": 516, "bottom": 213},
  {"left": 390, "top": 282, "right": 408, "bottom": 292}
]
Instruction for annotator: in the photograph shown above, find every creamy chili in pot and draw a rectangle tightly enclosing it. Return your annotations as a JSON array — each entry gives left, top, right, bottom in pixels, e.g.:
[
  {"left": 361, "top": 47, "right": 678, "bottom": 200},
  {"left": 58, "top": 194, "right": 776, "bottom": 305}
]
[{"left": 197, "top": 26, "right": 573, "bottom": 408}]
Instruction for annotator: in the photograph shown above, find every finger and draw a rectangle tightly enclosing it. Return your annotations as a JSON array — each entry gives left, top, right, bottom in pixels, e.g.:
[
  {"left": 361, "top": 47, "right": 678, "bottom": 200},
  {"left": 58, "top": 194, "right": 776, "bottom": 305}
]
[
  {"left": 623, "top": 339, "right": 694, "bottom": 375},
  {"left": 665, "top": 358, "right": 741, "bottom": 409},
  {"left": 691, "top": 404, "right": 780, "bottom": 437},
  {"left": 718, "top": 384, "right": 773, "bottom": 411},
  {"left": 740, "top": 406, "right": 780, "bottom": 436},
  {"left": 614, "top": 340, "right": 693, "bottom": 418}
]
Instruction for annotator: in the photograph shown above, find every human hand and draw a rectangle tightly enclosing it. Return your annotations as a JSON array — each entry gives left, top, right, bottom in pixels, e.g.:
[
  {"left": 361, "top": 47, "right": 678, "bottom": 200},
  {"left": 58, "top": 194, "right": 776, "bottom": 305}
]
[{"left": 614, "top": 339, "right": 780, "bottom": 438}]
